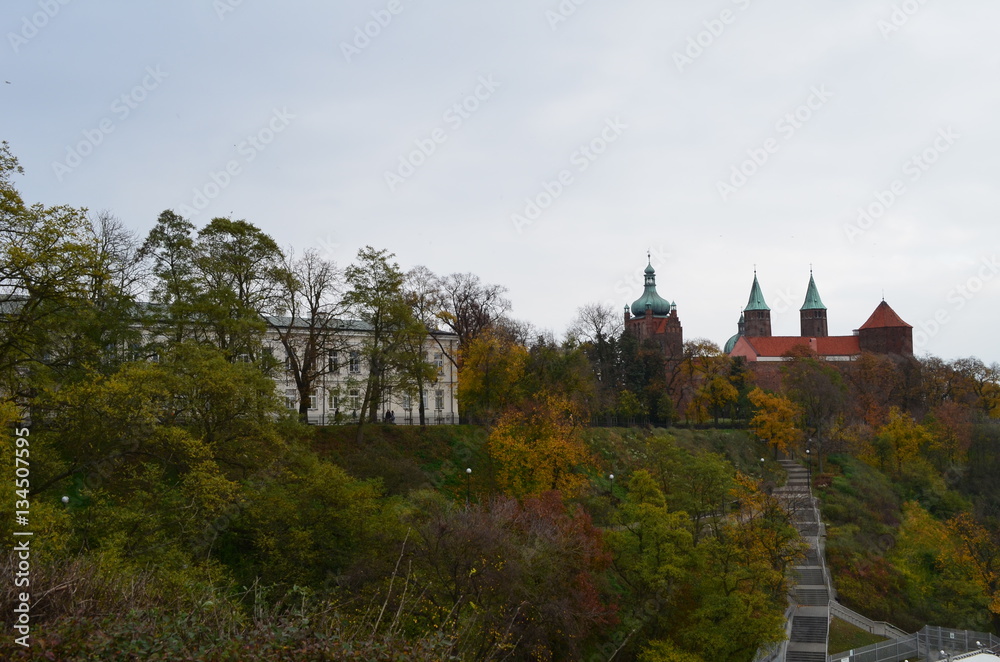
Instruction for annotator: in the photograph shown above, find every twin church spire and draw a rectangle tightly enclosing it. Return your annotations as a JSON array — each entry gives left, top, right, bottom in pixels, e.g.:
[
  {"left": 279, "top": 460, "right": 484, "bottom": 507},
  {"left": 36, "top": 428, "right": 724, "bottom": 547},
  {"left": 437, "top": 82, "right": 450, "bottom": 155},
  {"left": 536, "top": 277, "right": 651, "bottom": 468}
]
[{"left": 728, "top": 269, "right": 829, "bottom": 348}]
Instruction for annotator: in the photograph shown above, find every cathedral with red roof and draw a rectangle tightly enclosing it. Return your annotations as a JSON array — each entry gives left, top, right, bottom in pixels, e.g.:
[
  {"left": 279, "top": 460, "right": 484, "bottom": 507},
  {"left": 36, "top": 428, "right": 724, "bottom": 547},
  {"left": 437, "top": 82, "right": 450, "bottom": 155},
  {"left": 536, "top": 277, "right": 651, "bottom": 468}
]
[{"left": 723, "top": 270, "right": 914, "bottom": 363}]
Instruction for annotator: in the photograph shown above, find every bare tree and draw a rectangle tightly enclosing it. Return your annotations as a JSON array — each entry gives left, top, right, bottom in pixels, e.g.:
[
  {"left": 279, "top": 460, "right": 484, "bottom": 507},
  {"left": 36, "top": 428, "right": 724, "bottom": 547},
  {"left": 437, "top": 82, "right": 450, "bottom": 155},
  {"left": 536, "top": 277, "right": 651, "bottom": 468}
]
[
  {"left": 437, "top": 272, "right": 511, "bottom": 356},
  {"left": 88, "top": 210, "right": 149, "bottom": 304},
  {"left": 567, "top": 302, "right": 623, "bottom": 347},
  {"left": 568, "top": 302, "right": 623, "bottom": 406},
  {"left": 268, "top": 248, "right": 347, "bottom": 423}
]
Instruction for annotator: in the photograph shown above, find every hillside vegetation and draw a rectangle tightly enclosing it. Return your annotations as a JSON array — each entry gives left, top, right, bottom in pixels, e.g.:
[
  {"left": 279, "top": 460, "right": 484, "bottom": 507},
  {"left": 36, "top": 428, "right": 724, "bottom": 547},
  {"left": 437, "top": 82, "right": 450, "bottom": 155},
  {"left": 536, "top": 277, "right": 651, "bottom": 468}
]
[{"left": 3, "top": 141, "right": 1000, "bottom": 660}]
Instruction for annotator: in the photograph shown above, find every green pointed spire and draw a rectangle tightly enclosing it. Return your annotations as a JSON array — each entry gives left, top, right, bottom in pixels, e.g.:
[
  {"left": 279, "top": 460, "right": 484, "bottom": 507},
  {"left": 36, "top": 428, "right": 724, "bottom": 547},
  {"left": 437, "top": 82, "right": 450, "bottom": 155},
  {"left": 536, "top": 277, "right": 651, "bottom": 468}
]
[
  {"left": 800, "top": 271, "right": 826, "bottom": 311},
  {"left": 745, "top": 272, "right": 769, "bottom": 311}
]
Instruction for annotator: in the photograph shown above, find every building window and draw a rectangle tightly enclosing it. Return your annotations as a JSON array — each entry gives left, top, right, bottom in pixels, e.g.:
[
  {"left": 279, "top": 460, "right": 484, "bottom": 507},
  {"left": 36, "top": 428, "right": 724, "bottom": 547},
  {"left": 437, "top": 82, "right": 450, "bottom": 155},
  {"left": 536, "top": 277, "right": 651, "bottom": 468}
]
[
  {"left": 285, "top": 348, "right": 294, "bottom": 370},
  {"left": 349, "top": 389, "right": 361, "bottom": 411},
  {"left": 285, "top": 389, "right": 297, "bottom": 409},
  {"left": 349, "top": 351, "right": 361, "bottom": 374},
  {"left": 435, "top": 389, "right": 444, "bottom": 411},
  {"left": 329, "top": 392, "right": 339, "bottom": 410},
  {"left": 434, "top": 352, "right": 444, "bottom": 375},
  {"left": 328, "top": 350, "right": 339, "bottom": 374},
  {"left": 403, "top": 393, "right": 412, "bottom": 410},
  {"left": 308, "top": 389, "right": 317, "bottom": 410}
]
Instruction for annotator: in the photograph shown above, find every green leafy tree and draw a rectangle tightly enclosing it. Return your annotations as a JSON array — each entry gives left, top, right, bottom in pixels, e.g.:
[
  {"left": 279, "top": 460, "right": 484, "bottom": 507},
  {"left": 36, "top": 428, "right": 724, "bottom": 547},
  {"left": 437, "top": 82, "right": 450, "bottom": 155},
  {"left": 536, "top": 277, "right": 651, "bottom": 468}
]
[
  {"left": 194, "top": 217, "right": 283, "bottom": 359},
  {"left": 0, "top": 142, "right": 100, "bottom": 402},
  {"left": 141, "top": 209, "right": 202, "bottom": 345},
  {"left": 343, "top": 247, "right": 424, "bottom": 433},
  {"left": 403, "top": 265, "right": 447, "bottom": 426}
]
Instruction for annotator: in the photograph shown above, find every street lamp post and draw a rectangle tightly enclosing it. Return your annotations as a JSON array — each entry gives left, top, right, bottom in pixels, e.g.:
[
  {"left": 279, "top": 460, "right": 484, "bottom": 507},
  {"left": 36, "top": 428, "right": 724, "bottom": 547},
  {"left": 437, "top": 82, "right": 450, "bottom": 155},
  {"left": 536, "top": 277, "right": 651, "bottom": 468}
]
[
  {"left": 609, "top": 474, "right": 615, "bottom": 499},
  {"left": 806, "top": 448, "right": 812, "bottom": 485},
  {"left": 465, "top": 467, "right": 472, "bottom": 505}
]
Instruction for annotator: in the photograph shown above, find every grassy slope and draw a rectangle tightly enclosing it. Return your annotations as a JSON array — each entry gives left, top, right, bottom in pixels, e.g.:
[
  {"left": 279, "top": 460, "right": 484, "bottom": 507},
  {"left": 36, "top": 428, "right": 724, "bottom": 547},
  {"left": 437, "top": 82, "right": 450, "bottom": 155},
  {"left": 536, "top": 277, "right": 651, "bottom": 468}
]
[{"left": 828, "top": 618, "right": 888, "bottom": 655}]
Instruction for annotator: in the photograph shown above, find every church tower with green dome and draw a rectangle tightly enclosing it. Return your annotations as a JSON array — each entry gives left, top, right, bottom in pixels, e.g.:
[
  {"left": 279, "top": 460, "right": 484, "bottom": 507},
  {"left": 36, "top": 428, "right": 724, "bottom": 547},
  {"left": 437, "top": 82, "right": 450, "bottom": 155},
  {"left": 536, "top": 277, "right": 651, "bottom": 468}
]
[
  {"left": 624, "top": 255, "right": 683, "bottom": 359},
  {"left": 743, "top": 271, "right": 772, "bottom": 337},
  {"left": 800, "top": 270, "right": 828, "bottom": 337}
]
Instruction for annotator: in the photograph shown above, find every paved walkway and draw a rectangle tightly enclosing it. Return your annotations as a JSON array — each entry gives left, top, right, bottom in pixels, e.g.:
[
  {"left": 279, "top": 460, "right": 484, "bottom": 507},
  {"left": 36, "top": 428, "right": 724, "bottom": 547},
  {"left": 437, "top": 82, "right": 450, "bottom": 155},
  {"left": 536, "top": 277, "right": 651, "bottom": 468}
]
[{"left": 774, "top": 459, "right": 830, "bottom": 662}]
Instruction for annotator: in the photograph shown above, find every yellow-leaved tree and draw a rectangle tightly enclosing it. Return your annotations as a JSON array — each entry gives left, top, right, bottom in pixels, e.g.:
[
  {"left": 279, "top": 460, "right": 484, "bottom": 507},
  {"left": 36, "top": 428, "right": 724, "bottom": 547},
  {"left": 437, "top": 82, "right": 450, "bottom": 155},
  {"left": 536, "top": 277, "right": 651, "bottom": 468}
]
[
  {"left": 487, "top": 393, "right": 590, "bottom": 499},
  {"left": 457, "top": 328, "right": 529, "bottom": 423},
  {"left": 748, "top": 388, "right": 802, "bottom": 457},
  {"left": 869, "top": 407, "right": 935, "bottom": 476}
]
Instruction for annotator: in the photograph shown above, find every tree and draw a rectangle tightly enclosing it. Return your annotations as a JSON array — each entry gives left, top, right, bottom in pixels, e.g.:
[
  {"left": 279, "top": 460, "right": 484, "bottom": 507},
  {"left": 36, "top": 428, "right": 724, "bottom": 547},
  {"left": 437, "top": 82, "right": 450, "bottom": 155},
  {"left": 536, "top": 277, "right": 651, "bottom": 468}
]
[
  {"left": 404, "top": 265, "right": 448, "bottom": 425},
  {"left": 457, "top": 327, "right": 528, "bottom": 423},
  {"left": 952, "top": 357, "right": 1000, "bottom": 418},
  {"left": 0, "top": 142, "right": 99, "bottom": 402},
  {"left": 846, "top": 353, "right": 904, "bottom": 427},
  {"left": 268, "top": 248, "right": 347, "bottom": 423},
  {"left": 783, "top": 349, "right": 847, "bottom": 474},
  {"left": 677, "top": 339, "right": 730, "bottom": 422},
  {"left": 871, "top": 407, "right": 934, "bottom": 476},
  {"left": 194, "top": 217, "right": 283, "bottom": 359},
  {"left": 687, "top": 376, "right": 738, "bottom": 425},
  {"left": 27, "top": 342, "right": 284, "bottom": 569},
  {"left": 748, "top": 388, "right": 802, "bottom": 457},
  {"left": 608, "top": 470, "right": 694, "bottom": 605},
  {"left": 407, "top": 491, "right": 616, "bottom": 659},
  {"left": 436, "top": 272, "right": 510, "bottom": 356},
  {"left": 343, "top": 247, "right": 424, "bottom": 432},
  {"left": 236, "top": 453, "right": 397, "bottom": 589},
  {"left": 618, "top": 332, "right": 672, "bottom": 425},
  {"left": 520, "top": 334, "right": 598, "bottom": 418},
  {"left": 674, "top": 474, "right": 797, "bottom": 661},
  {"left": 487, "top": 394, "right": 590, "bottom": 499},
  {"left": 141, "top": 209, "right": 202, "bottom": 345},
  {"left": 948, "top": 513, "right": 1000, "bottom": 630},
  {"left": 569, "top": 302, "right": 623, "bottom": 411},
  {"left": 66, "top": 211, "right": 149, "bottom": 375}
]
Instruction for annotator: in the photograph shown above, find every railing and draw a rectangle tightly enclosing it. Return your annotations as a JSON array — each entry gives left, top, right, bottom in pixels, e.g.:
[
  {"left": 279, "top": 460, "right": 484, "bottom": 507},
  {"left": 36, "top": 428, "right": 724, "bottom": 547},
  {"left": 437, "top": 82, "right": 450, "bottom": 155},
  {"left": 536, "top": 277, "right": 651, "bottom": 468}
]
[
  {"left": 305, "top": 411, "right": 460, "bottom": 426},
  {"left": 829, "top": 602, "right": 908, "bottom": 640},
  {"left": 829, "top": 627, "right": 1000, "bottom": 662}
]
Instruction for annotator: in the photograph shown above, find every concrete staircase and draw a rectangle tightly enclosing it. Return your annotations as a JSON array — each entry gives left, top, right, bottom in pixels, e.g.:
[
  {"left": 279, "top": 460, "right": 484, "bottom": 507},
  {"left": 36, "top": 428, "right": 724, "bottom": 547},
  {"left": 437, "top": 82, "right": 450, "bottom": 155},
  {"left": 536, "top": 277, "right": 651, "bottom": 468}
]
[{"left": 774, "top": 459, "right": 830, "bottom": 662}]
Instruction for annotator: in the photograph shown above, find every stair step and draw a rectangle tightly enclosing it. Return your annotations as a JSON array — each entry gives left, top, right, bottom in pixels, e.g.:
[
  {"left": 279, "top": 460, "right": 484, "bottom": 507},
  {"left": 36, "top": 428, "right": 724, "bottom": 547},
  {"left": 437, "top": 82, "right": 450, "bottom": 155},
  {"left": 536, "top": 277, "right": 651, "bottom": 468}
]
[
  {"left": 790, "top": 616, "right": 829, "bottom": 643},
  {"left": 786, "top": 651, "right": 828, "bottom": 662},
  {"left": 794, "top": 588, "right": 829, "bottom": 606},
  {"left": 798, "top": 523, "right": 820, "bottom": 536},
  {"left": 795, "top": 568, "right": 825, "bottom": 585}
]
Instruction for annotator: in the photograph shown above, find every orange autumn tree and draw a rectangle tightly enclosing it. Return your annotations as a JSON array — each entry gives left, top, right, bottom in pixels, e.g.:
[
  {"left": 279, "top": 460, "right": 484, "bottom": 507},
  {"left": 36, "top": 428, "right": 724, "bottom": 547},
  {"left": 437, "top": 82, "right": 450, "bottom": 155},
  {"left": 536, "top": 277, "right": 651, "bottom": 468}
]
[
  {"left": 748, "top": 388, "right": 802, "bottom": 457},
  {"left": 487, "top": 393, "right": 590, "bottom": 499}
]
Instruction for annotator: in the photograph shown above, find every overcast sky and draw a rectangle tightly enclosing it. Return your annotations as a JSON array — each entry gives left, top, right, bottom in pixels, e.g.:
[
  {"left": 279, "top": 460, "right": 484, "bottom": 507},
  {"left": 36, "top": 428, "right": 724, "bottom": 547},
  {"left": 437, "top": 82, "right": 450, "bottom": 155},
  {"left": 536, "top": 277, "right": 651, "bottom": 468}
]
[{"left": 3, "top": 1, "right": 999, "bottom": 363}]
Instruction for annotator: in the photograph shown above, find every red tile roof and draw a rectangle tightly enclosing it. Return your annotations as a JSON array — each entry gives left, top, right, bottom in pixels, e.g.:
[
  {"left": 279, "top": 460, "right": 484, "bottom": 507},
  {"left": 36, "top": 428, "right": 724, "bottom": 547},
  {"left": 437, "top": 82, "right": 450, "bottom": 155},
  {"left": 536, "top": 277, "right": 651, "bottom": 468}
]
[
  {"left": 738, "top": 335, "right": 861, "bottom": 358},
  {"left": 816, "top": 336, "right": 863, "bottom": 355},
  {"left": 859, "top": 301, "right": 912, "bottom": 330}
]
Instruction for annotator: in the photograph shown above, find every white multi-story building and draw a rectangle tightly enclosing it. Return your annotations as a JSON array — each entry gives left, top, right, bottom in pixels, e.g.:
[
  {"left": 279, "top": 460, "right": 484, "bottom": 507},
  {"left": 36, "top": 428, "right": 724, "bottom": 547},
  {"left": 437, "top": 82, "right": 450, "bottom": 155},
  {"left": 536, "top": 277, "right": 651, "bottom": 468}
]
[{"left": 264, "top": 316, "right": 460, "bottom": 425}]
